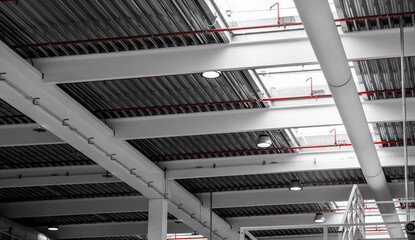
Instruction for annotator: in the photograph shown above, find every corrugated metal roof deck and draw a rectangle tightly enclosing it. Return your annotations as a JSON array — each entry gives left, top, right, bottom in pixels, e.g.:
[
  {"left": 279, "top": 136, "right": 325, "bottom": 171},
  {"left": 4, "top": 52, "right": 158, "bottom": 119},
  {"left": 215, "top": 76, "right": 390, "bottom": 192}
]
[
  {"left": 0, "top": 99, "right": 33, "bottom": 125},
  {"left": 214, "top": 202, "right": 338, "bottom": 219},
  {"left": 376, "top": 121, "right": 415, "bottom": 147},
  {"left": 0, "top": 182, "right": 140, "bottom": 202},
  {"left": 12, "top": 212, "right": 176, "bottom": 227},
  {"left": 356, "top": 57, "right": 415, "bottom": 100},
  {"left": 129, "top": 129, "right": 293, "bottom": 162},
  {"left": 59, "top": 71, "right": 266, "bottom": 119},
  {"left": 177, "top": 167, "right": 414, "bottom": 193},
  {"left": 61, "top": 237, "right": 145, "bottom": 240},
  {"left": 0, "top": 0, "right": 224, "bottom": 58},
  {"left": 338, "top": 0, "right": 415, "bottom": 32},
  {"left": 0, "top": 144, "right": 95, "bottom": 169},
  {"left": 251, "top": 228, "right": 339, "bottom": 238}
]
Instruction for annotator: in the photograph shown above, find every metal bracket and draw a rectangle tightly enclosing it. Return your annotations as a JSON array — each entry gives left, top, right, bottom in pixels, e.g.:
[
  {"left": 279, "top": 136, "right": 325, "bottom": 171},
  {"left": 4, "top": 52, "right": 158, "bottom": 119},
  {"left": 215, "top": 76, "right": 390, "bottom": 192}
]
[
  {"left": 0, "top": 72, "right": 6, "bottom": 81},
  {"left": 190, "top": 213, "right": 196, "bottom": 219},
  {"left": 32, "top": 98, "right": 40, "bottom": 105},
  {"left": 129, "top": 168, "right": 136, "bottom": 175},
  {"left": 109, "top": 154, "right": 116, "bottom": 161},
  {"left": 178, "top": 204, "right": 183, "bottom": 210},
  {"left": 62, "top": 119, "right": 69, "bottom": 126},
  {"left": 148, "top": 181, "right": 154, "bottom": 188},
  {"left": 87, "top": 137, "right": 94, "bottom": 144},
  {"left": 203, "top": 222, "right": 208, "bottom": 227}
]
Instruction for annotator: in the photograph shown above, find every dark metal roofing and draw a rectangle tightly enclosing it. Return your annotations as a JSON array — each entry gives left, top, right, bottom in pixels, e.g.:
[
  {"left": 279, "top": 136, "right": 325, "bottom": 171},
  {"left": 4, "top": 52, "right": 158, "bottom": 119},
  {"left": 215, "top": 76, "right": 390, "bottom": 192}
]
[
  {"left": 376, "top": 121, "right": 415, "bottom": 147},
  {"left": 129, "top": 129, "right": 294, "bottom": 162},
  {"left": 338, "top": 0, "right": 415, "bottom": 32},
  {"left": 0, "top": 0, "right": 224, "bottom": 58},
  {"left": 0, "top": 182, "right": 140, "bottom": 202},
  {"left": 214, "top": 202, "right": 338, "bottom": 219},
  {"left": 356, "top": 57, "right": 415, "bottom": 100},
  {"left": 59, "top": 71, "right": 265, "bottom": 119},
  {"left": 0, "top": 99, "right": 33, "bottom": 125},
  {"left": 61, "top": 237, "right": 145, "bottom": 240},
  {"left": 12, "top": 212, "right": 176, "bottom": 227},
  {"left": 0, "top": 144, "right": 95, "bottom": 169},
  {"left": 251, "top": 228, "right": 339, "bottom": 238},
  {"left": 177, "top": 166, "right": 414, "bottom": 193}
]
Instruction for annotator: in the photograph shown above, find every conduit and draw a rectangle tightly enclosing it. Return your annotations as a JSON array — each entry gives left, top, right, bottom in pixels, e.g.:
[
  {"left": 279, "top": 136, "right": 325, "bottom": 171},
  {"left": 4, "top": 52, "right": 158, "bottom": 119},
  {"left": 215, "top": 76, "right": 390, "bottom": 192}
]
[
  {"left": 9, "top": 12, "right": 415, "bottom": 49},
  {"left": 293, "top": 0, "right": 404, "bottom": 237}
]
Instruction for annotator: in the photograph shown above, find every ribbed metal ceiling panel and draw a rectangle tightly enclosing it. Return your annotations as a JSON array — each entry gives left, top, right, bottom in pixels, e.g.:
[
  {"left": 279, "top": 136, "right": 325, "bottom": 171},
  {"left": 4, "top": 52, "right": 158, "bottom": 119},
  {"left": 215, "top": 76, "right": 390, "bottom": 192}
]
[
  {"left": 59, "top": 71, "right": 265, "bottom": 119},
  {"left": 356, "top": 57, "right": 415, "bottom": 100},
  {"left": 12, "top": 212, "right": 176, "bottom": 227},
  {"left": 251, "top": 228, "right": 339, "bottom": 238},
  {"left": 376, "top": 121, "right": 415, "bottom": 147},
  {"left": 129, "top": 129, "right": 293, "bottom": 162},
  {"left": 213, "top": 202, "right": 338, "bottom": 218},
  {"left": 0, "top": 0, "right": 224, "bottom": 58},
  {"left": 61, "top": 237, "right": 145, "bottom": 240},
  {"left": 338, "top": 0, "right": 415, "bottom": 31},
  {"left": 0, "top": 144, "right": 94, "bottom": 169},
  {"left": 177, "top": 167, "right": 414, "bottom": 193},
  {"left": 0, "top": 99, "right": 33, "bottom": 125},
  {"left": 0, "top": 182, "right": 140, "bottom": 202}
]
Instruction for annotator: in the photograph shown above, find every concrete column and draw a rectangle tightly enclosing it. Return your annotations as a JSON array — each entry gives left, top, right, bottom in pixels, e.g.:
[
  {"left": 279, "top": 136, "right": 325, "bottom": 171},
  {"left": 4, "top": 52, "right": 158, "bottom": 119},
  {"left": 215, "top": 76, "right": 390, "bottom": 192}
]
[{"left": 148, "top": 199, "right": 168, "bottom": 240}]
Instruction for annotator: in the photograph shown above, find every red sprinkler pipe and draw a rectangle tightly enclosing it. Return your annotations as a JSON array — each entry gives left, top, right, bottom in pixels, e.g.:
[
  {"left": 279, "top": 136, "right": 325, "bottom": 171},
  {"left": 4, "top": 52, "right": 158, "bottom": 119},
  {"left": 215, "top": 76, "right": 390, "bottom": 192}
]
[
  {"left": 94, "top": 88, "right": 415, "bottom": 114},
  {"left": 154, "top": 140, "right": 415, "bottom": 159},
  {"left": 270, "top": 2, "right": 280, "bottom": 25},
  {"left": 330, "top": 129, "right": 337, "bottom": 145},
  {"left": 11, "top": 12, "right": 415, "bottom": 49},
  {"left": 306, "top": 77, "right": 313, "bottom": 96}
]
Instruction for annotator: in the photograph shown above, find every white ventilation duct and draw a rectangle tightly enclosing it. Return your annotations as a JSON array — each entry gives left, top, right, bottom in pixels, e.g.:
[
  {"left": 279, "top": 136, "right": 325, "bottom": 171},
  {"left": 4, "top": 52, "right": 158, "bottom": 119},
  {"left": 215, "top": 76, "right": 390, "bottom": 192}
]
[{"left": 293, "top": 0, "right": 404, "bottom": 237}]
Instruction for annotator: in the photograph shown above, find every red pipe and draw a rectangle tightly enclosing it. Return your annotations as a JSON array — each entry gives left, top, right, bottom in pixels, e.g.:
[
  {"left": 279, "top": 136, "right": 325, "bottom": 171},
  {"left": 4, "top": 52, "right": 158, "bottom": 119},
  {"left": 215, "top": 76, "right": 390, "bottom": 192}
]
[
  {"left": 330, "top": 129, "right": 337, "bottom": 145},
  {"left": 306, "top": 77, "right": 313, "bottom": 96},
  {"left": 270, "top": 2, "right": 280, "bottom": 25},
  {"left": 154, "top": 140, "right": 415, "bottom": 159},
  {"left": 94, "top": 88, "right": 415, "bottom": 114},
  {"left": 11, "top": 12, "right": 415, "bottom": 49}
]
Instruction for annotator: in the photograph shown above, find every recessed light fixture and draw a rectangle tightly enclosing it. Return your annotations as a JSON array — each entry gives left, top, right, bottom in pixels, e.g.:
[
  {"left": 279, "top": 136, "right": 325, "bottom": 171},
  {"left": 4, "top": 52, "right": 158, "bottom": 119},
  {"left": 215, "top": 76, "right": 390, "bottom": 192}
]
[
  {"left": 202, "top": 71, "right": 221, "bottom": 79},
  {"left": 288, "top": 180, "right": 303, "bottom": 191},
  {"left": 47, "top": 222, "right": 59, "bottom": 231},
  {"left": 314, "top": 213, "right": 325, "bottom": 223},
  {"left": 256, "top": 134, "right": 272, "bottom": 148}
]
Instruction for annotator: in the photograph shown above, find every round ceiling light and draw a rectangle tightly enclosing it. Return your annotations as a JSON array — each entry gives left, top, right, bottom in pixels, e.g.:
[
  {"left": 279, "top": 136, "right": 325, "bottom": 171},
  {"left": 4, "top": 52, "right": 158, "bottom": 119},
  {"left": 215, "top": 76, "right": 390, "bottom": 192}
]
[
  {"left": 288, "top": 180, "right": 303, "bottom": 191},
  {"left": 314, "top": 213, "right": 325, "bottom": 223},
  {"left": 47, "top": 222, "right": 59, "bottom": 231},
  {"left": 256, "top": 134, "right": 272, "bottom": 148},
  {"left": 202, "top": 71, "right": 221, "bottom": 79}
]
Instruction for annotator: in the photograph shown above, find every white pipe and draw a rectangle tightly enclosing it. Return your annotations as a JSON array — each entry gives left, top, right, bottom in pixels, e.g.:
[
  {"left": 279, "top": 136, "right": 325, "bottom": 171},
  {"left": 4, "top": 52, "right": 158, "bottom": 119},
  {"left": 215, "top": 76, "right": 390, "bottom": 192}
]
[{"left": 293, "top": 0, "right": 404, "bottom": 237}]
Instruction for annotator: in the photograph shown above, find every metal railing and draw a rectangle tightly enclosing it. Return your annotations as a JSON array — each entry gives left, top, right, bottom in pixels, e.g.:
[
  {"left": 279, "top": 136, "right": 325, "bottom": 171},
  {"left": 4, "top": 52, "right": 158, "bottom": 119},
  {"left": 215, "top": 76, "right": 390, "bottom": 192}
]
[{"left": 338, "top": 185, "right": 365, "bottom": 240}]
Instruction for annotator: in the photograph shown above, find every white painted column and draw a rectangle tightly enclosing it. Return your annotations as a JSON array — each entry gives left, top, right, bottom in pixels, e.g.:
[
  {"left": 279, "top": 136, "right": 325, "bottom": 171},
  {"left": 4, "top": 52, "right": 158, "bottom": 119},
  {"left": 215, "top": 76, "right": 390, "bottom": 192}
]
[{"left": 148, "top": 199, "right": 168, "bottom": 240}]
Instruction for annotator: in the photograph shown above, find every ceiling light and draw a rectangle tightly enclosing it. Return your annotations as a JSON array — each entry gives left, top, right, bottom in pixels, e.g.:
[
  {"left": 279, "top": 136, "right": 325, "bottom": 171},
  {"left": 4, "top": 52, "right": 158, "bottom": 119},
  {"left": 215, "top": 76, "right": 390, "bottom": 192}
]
[
  {"left": 47, "top": 222, "right": 59, "bottom": 231},
  {"left": 314, "top": 213, "right": 325, "bottom": 223},
  {"left": 202, "top": 71, "right": 221, "bottom": 79},
  {"left": 288, "top": 180, "right": 303, "bottom": 191},
  {"left": 256, "top": 134, "right": 272, "bottom": 148}
]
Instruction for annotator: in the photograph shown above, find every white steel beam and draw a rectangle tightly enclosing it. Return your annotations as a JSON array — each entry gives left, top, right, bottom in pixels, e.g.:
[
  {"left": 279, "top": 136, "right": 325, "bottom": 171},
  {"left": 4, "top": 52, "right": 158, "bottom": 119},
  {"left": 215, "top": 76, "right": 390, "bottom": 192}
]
[
  {"left": 111, "top": 98, "right": 415, "bottom": 140},
  {"left": 36, "top": 221, "right": 193, "bottom": 239},
  {"left": 1, "top": 182, "right": 411, "bottom": 219},
  {"left": 33, "top": 27, "right": 415, "bottom": 84},
  {"left": 162, "top": 147, "right": 415, "bottom": 179},
  {"left": 0, "top": 165, "right": 120, "bottom": 188},
  {"left": 2, "top": 98, "right": 414, "bottom": 145},
  {"left": 0, "top": 42, "right": 237, "bottom": 240}
]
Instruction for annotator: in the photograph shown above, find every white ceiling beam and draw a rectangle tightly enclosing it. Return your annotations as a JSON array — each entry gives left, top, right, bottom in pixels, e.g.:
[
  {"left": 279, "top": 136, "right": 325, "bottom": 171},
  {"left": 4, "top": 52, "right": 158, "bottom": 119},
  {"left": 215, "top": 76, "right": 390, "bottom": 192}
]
[
  {"left": 2, "top": 98, "right": 414, "bottom": 145},
  {"left": 36, "top": 221, "right": 193, "bottom": 239},
  {"left": 0, "top": 196, "right": 148, "bottom": 218},
  {"left": 0, "top": 42, "right": 237, "bottom": 240},
  {"left": 2, "top": 182, "right": 410, "bottom": 219},
  {"left": 33, "top": 27, "right": 415, "bottom": 84},
  {"left": 111, "top": 98, "right": 415, "bottom": 140},
  {"left": 163, "top": 147, "right": 415, "bottom": 179}
]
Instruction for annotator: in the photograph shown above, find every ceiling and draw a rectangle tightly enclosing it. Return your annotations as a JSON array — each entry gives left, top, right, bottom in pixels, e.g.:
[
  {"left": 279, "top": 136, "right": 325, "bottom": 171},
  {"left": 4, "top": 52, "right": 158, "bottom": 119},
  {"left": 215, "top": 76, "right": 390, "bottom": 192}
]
[{"left": 0, "top": 0, "right": 413, "bottom": 239}]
